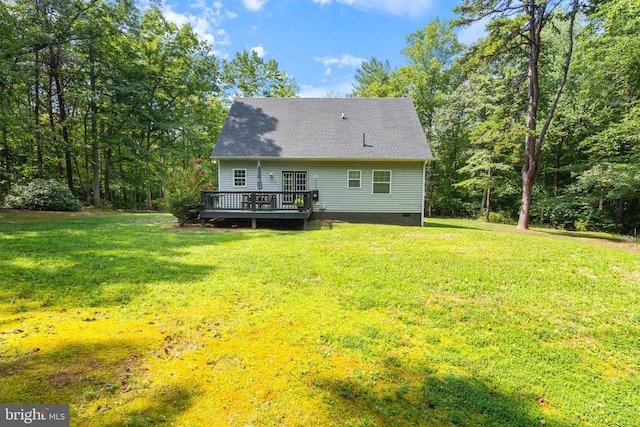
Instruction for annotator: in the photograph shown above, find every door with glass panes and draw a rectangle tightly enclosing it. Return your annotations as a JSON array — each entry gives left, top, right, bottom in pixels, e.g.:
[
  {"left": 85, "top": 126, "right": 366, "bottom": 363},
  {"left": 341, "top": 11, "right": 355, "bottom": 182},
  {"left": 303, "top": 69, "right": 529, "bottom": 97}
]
[{"left": 282, "top": 171, "right": 307, "bottom": 204}]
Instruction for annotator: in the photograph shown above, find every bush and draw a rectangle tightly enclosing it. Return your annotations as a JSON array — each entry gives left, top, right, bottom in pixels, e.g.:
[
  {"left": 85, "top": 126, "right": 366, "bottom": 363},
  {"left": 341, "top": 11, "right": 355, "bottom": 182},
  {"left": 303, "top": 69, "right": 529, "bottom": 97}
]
[
  {"left": 5, "top": 179, "right": 82, "bottom": 211},
  {"left": 152, "top": 197, "right": 167, "bottom": 212},
  {"left": 167, "top": 193, "right": 201, "bottom": 227},
  {"left": 487, "top": 211, "right": 515, "bottom": 224},
  {"left": 477, "top": 211, "right": 514, "bottom": 224},
  {"left": 166, "top": 158, "right": 214, "bottom": 227}
]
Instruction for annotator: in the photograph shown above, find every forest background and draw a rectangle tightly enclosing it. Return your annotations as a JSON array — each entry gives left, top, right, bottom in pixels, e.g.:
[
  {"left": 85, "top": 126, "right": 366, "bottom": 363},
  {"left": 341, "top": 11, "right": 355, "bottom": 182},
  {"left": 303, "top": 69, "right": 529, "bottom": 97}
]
[{"left": 0, "top": 0, "right": 638, "bottom": 233}]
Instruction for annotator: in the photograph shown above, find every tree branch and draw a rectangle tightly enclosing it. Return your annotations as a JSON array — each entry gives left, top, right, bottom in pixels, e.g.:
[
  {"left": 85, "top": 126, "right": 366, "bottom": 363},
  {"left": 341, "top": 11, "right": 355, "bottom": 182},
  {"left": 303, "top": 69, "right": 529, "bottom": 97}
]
[{"left": 535, "top": 0, "right": 579, "bottom": 157}]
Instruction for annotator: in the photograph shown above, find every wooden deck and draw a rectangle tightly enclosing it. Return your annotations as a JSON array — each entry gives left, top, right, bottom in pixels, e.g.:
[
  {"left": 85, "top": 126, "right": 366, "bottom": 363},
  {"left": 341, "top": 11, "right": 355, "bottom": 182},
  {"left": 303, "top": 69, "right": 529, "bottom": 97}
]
[{"left": 199, "top": 191, "right": 313, "bottom": 229}]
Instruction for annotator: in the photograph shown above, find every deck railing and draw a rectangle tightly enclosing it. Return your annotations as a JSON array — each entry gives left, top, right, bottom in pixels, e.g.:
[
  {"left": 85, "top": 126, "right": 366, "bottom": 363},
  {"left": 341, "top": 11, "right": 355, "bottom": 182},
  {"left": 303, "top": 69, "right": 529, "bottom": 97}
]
[{"left": 200, "top": 191, "right": 313, "bottom": 212}]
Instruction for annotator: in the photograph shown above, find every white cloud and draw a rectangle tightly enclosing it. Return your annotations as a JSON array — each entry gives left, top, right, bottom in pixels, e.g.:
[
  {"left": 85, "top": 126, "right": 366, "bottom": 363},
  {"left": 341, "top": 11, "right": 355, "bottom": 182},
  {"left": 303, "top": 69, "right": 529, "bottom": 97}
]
[
  {"left": 162, "top": 5, "right": 189, "bottom": 26},
  {"left": 161, "top": 2, "right": 234, "bottom": 53},
  {"left": 242, "top": 0, "right": 268, "bottom": 12},
  {"left": 315, "top": 54, "right": 365, "bottom": 69},
  {"left": 311, "top": 0, "right": 435, "bottom": 18},
  {"left": 251, "top": 45, "right": 267, "bottom": 57},
  {"left": 163, "top": 5, "right": 214, "bottom": 43},
  {"left": 215, "top": 29, "right": 231, "bottom": 47},
  {"left": 313, "top": 55, "right": 364, "bottom": 85}
]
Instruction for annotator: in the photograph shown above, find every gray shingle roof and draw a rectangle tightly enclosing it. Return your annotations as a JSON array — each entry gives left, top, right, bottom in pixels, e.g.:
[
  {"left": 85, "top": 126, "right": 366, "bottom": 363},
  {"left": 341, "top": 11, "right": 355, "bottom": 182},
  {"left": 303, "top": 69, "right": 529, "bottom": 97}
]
[{"left": 211, "top": 98, "right": 433, "bottom": 161}]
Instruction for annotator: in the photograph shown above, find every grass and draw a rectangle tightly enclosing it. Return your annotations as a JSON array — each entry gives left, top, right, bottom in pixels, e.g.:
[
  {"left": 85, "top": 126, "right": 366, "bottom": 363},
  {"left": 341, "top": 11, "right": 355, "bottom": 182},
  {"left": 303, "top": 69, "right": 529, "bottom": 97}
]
[{"left": 0, "top": 211, "right": 639, "bottom": 426}]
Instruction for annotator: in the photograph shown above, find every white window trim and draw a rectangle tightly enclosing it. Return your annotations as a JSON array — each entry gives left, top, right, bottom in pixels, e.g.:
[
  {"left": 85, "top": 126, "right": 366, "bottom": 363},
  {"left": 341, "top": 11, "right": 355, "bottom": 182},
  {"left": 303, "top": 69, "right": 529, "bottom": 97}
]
[
  {"left": 372, "top": 170, "right": 392, "bottom": 194},
  {"left": 233, "top": 169, "right": 247, "bottom": 187},
  {"left": 347, "top": 170, "right": 361, "bottom": 189}
]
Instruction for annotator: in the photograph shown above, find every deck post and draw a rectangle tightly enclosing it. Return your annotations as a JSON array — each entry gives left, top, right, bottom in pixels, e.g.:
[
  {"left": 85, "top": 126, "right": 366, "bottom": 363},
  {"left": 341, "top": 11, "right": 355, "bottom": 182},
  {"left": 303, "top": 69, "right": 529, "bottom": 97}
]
[{"left": 251, "top": 217, "right": 257, "bottom": 229}]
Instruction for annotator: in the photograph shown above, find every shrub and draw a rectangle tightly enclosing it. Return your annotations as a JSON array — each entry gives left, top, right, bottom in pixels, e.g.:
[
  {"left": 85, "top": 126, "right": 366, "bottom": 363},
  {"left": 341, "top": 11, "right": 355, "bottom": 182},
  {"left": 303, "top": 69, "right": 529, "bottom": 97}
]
[
  {"left": 152, "top": 198, "right": 166, "bottom": 212},
  {"left": 167, "top": 193, "right": 201, "bottom": 227},
  {"left": 477, "top": 211, "right": 514, "bottom": 224},
  {"left": 5, "top": 179, "right": 82, "bottom": 211},
  {"left": 166, "top": 158, "right": 214, "bottom": 227},
  {"left": 487, "top": 211, "right": 515, "bottom": 224}
]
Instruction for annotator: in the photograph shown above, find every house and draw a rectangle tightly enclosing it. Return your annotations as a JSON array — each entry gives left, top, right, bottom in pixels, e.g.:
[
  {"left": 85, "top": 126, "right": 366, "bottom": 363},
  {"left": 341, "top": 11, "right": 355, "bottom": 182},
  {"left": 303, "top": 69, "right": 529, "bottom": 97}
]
[{"left": 199, "top": 97, "right": 432, "bottom": 228}]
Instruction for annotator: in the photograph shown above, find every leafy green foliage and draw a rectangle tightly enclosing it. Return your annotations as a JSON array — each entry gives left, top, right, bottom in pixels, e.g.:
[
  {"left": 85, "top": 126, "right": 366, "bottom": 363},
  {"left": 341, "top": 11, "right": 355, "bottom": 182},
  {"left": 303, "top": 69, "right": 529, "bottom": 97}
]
[
  {"left": 369, "top": 1, "right": 638, "bottom": 233},
  {"left": 166, "top": 158, "right": 213, "bottom": 226},
  {"left": 5, "top": 179, "right": 82, "bottom": 211},
  {"left": 222, "top": 50, "right": 298, "bottom": 97},
  {"left": 2, "top": 0, "right": 639, "bottom": 234},
  {"left": 534, "top": 0, "right": 640, "bottom": 233},
  {"left": 0, "top": 1, "right": 296, "bottom": 212}
]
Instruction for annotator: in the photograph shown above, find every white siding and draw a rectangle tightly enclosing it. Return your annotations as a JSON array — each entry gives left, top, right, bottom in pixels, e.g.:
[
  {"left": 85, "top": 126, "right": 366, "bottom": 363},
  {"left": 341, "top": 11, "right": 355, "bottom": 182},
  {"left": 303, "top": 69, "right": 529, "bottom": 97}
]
[{"left": 218, "top": 159, "right": 425, "bottom": 213}]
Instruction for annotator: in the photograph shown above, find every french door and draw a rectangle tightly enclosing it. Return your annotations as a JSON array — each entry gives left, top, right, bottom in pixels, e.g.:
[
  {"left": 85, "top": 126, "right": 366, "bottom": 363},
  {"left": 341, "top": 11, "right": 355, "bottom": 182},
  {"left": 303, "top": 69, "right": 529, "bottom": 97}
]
[{"left": 282, "top": 171, "right": 307, "bottom": 203}]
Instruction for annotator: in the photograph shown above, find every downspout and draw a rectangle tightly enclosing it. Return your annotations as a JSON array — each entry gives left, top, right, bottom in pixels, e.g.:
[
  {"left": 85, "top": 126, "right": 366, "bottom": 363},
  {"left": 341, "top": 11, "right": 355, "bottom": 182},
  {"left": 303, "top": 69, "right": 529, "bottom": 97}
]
[
  {"left": 217, "top": 159, "right": 220, "bottom": 189},
  {"left": 421, "top": 160, "right": 427, "bottom": 226},
  {"left": 211, "top": 157, "right": 220, "bottom": 190}
]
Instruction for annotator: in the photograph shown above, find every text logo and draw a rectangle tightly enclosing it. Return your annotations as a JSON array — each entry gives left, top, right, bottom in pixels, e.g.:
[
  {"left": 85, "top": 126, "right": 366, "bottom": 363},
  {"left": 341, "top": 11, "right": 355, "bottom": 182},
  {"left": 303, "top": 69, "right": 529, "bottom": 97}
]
[{"left": 0, "top": 405, "right": 69, "bottom": 426}]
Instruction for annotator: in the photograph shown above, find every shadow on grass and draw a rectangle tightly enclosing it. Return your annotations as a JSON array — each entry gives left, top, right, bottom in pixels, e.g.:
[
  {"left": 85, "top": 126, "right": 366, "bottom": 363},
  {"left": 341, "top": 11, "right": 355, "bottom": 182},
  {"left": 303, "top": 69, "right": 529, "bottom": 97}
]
[
  {"left": 0, "top": 212, "right": 264, "bottom": 310},
  {"left": 423, "top": 219, "right": 487, "bottom": 231},
  {"left": 104, "top": 384, "right": 195, "bottom": 427},
  {"left": 534, "top": 228, "right": 638, "bottom": 245},
  {"left": 209, "top": 217, "right": 308, "bottom": 231},
  {"left": 318, "top": 368, "right": 566, "bottom": 427},
  {"left": 0, "top": 339, "right": 195, "bottom": 426}
]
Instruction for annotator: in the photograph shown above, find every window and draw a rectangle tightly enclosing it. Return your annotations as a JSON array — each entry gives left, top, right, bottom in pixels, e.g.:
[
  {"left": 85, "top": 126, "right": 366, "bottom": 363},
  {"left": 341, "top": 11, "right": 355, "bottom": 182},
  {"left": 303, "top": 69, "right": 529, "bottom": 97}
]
[
  {"left": 233, "top": 169, "right": 246, "bottom": 187},
  {"left": 347, "top": 170, "right": 361, "bottom": 188},
  {"left": 372, "top": 170, "right": 391, "bottom": 194}
]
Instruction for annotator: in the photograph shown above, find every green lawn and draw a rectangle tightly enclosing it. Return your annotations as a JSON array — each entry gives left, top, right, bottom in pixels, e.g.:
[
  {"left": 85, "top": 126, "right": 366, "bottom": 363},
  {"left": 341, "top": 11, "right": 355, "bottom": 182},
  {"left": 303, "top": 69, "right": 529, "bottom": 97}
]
[{"left": 1, "top": 211, "right": 639, "bottom": 426}]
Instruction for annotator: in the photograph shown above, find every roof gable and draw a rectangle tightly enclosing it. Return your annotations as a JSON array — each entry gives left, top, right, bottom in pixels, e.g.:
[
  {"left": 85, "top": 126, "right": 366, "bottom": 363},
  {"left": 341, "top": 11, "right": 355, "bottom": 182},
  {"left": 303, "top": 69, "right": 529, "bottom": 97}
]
[{"left": 211, "top": 98, "right": 432, "bottom": 161}]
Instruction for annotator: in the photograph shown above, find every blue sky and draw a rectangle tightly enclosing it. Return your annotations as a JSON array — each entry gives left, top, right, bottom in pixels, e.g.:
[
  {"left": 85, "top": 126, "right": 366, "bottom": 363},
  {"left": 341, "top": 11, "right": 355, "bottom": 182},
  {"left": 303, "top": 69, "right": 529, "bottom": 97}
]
[{"left": 159, "top": 0, "right": 486, "bottom": 97}]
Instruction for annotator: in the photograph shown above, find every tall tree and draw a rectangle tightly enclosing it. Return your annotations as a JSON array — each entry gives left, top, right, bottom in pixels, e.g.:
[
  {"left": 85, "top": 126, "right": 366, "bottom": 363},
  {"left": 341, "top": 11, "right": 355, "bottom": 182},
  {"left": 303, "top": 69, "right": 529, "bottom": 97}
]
[
  {"left": 399, "top": 19, "right": 464, "bottom": 137},
  {"left": 0, "top": 2, "right": 23, "bottom": 193},
  {"left": 222, "top": 50, "right": 298, "bottom": 98},
  {"left": 74, "top": 0, "right": 137, "bottom": 206},
  {"left": 0, "top": 1, "right": 304, "bottom": 211},
  {"left": 448, "top": 71, "right": 523, "bottom": 220},
  {"left": 455, "top": 0, "right": 580, "bottom": 229},
  {"left": 351, "top": 58, "right": 402, "bottom": 97},
  {"left": 401, "top": 20, "right": 465, "bottom": 216},
  {"left": 351, "top": 20, "right": 464, "bottom": 216}
]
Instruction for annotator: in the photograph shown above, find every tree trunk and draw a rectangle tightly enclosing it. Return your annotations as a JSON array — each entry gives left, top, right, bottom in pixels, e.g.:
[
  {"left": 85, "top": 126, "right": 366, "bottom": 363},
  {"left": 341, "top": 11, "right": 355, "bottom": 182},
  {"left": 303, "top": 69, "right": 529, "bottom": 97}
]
[
  {"left": 46, "top": 73, "right": 58, "bottom": 173},
  {"left": 598, "top": 186, "right": 604, "bottom": 211},
  {"left": 104, "top": 147, "right": 112, "bottom": 203},
  {"left": 485, "top": 187, "right": 492, "bottom": 223},
  {"left": 517, "top": 4, "right": 541, "bottom": 230},
  {"left": 519, "top": 167, "right": 537, "bottom": 229},
  {"left": 1, "top": 123, "right": 9, "bottom": 191},
  {"left": 553, "top": 137, "right": 563, "bottom": 197},
  {"left": 34, "top": 49, "right": 43, "bottom": 178},
  {"left": 425, "top": 161, "right": 433, "bottom": 217},
  {"left": 485, "top": 161, "right": 492, "bottom": 222},
  {"left": 517, "top": 0, "right": 578, "bottom": 230},
  {"left": 615, "top": 198, "right": 624, "bottom": 233},
  {"left": 145, "top": 128, "right": 153, "bottom": 210},
  {"left": 49, "top": 45, "right": 74, "bottom": 191},
  {"left": 0, "top": 74, "right": 11, "bottom": 191},
  {"left": 89, "top": 42, "right": 100, "bottom": 206}
]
